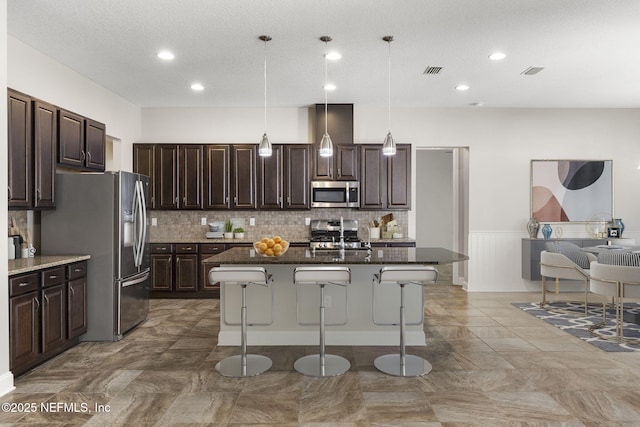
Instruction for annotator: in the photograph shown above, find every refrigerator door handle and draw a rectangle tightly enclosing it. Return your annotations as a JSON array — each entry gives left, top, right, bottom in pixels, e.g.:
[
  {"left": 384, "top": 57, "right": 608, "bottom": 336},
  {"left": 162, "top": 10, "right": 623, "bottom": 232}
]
[
  {"left": 131, "top": 180, "right": 141, "bottom": 267},
  {"left": 133, "top": 180, "right": 145, "bottom": 268},
  {"left": 139, "top": 179, "right": 148, "bottom": 265},
  {"left": 122, "top": 269, "right": 150, "bottom": 288}
]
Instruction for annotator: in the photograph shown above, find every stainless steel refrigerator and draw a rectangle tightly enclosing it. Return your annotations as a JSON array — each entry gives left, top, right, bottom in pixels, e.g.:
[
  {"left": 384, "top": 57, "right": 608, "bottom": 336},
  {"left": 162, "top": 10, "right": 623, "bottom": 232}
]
[{"left": 42, "top": 171, "right": 150, "bottom": 341}]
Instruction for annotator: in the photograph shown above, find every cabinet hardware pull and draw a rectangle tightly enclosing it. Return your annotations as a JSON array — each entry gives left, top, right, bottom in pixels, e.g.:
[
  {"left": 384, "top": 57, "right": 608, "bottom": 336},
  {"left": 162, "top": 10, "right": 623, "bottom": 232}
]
[
  {"left": 70, "top": 286, "right": 75, "bottom": 296},
  {"left": 87, "top": 151, "right": 92, "bottom": 160},
  {"left": 175, "top": 197, "right": 179, "bottom": 204},
  {"left": 225, "top": 196, "right": 229, "bottom": 203},
  {"left": 36, "top": 188, "right": 41, "bottom": 201},
  {"left": 49, "top": 275, "right": 57, "bottom": 279},
  {"left": 234, "top": 196, "right": 238, "bottom": 204},
  {"left": 18, "top": 282, "right": 30, "bottom": 287},
  {"left": 44, "top": 294, "right": 49, "bottom": 305},
  {"left": 183, "top": 196, "right": 187, "bottom": 205},
  {"left": 34, "top": 298, "right": 40, "bottom": 310},
  {"left": 74, "top": 268, "right": 83, "bottom": 272},
  {"left": 7, "top": 186, "right": 11, "bottom": 199},
  {"left": 184, "top": 247, "right": 192, "bottom": 250},
  {"left": 81, "top": 150, "right": 86, "bottom": 161}
]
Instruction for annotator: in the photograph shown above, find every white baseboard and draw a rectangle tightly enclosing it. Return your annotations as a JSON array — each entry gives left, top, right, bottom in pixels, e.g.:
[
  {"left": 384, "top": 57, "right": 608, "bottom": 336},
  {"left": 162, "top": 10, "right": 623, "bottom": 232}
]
[
  {"left": 0, "top": 370, "right": 15, "bottom": 397},
  {"left": 218, "top": 330, "right": 426, "bottom": 346}
]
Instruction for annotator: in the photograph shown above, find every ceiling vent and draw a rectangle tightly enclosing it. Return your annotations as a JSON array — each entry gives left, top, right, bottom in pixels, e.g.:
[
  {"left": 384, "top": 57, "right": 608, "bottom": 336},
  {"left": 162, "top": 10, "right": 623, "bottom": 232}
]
[
  {"left": 521, "top": 66, "right": 544, "bottom": 75},
  {"left": 423, "top": 66, "right": 443, "bottom": 75}
]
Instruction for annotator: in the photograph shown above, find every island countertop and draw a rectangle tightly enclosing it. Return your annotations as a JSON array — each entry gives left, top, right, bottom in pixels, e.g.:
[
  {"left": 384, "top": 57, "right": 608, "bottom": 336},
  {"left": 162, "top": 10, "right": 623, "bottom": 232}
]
[{"left": 203, "top": 246, "right": 468, "bottom": 265}]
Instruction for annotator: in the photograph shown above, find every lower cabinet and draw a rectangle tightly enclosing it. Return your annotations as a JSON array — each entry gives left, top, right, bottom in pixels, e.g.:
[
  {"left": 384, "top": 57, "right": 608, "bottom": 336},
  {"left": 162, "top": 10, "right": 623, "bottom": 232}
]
[{"left": 8, "top": 260, "right": 88, "bottom": 376}]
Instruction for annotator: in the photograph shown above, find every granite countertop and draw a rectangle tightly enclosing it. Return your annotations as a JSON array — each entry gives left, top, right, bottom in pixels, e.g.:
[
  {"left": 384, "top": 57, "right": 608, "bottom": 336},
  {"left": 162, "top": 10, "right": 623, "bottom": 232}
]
[
  {"left": 151, "top": 237, "right": 417, "bottom": 245},
  {"left": 202, "top": 246, "right": 467, "bottom": 265},
  {"left": 8, "top": 255, "right": 91, "bottom": 276}
]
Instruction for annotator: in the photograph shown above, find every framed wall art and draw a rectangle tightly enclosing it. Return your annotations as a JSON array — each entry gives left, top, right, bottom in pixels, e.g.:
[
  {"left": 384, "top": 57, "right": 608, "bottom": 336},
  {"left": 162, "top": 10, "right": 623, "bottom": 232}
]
[{"left": 530, "top": 159, "right": 613, "bottom": 222}]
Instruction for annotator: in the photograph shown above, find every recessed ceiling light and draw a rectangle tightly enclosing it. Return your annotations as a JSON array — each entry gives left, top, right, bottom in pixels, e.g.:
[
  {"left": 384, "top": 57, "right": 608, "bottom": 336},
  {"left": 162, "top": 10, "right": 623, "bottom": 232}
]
[
  {"left": 469, "top": 102, "right": 484, "bottom": 107},
  {"left": 488, "top": 52, "right": 506, "bottom": 60},
  {"left": 191, "top": 83, "right": 204, "bottom": 91},
  {"left": 157, "top": 50, "right": 175, "bottom": 60},
  {"left": 455, "top": 84, "right": 470, "bottom": 91},
  {"left": 325, "top": 52, "right": 341, "bottom": 60},
  {"left": 323, "top": 83, "right": 336, "bottom": 91}
]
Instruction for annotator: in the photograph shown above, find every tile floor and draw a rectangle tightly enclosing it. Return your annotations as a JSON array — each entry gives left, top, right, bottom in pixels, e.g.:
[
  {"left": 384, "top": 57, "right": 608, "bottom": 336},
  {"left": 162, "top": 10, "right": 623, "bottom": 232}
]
[{"left": 3, "top": 284, "right": 640, "bottom": 426}]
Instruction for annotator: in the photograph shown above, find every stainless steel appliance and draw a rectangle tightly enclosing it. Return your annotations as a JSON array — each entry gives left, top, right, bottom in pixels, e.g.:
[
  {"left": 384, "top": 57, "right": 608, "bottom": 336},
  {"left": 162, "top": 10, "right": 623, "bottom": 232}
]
[
  {"left": 309, "top": 219, "right": 362, "bottom": 249},
  {"left": 311, "top": 181, "right": 359, "bottom": 208},
  {"left": 42, "top": 171, "right": 150, "bottom": 341}
]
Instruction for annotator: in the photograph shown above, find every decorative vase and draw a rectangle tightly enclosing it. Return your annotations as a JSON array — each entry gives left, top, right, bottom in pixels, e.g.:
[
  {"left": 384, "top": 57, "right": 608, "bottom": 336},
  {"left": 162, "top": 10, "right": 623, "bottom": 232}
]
[
  {"left": 526, "top": 218, "right": 540, "bottom": 239},
  {"left": 541, "top": 223, "right": 552, "bottom": 240},
  {"left": 224, "top": 232, "right": 234, "bottom": 239},
  {"left": 611, "top": 218, "right": 624, "bottom": 237}
]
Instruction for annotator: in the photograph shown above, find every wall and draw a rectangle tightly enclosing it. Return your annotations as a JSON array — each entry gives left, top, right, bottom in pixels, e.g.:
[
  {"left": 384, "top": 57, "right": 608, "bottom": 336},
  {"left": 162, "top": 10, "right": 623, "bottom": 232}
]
[
  {"left": 416, "top": 149, "right": 453, "bottom": 249},
  {"left": 1, "top": 0, "right": 14, "bottom": 397},
  {"left": 143, "top": 106, "right": 640, "bottom": 292},
  {"left": 7, "top": 36, "right": 142, "bottom": 171}
]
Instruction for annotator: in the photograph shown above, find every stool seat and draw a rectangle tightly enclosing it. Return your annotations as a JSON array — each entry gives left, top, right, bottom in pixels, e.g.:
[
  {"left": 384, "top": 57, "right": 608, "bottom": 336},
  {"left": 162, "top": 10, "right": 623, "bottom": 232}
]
[
  {"left": 209, "top": 266, "right": 273, "bottom": 377},
  {"left": 373, "top": 265, "right": 438, "bottom": 377},
  {"left": 293, "top": 266, "right": 351, "bottom": 377}
]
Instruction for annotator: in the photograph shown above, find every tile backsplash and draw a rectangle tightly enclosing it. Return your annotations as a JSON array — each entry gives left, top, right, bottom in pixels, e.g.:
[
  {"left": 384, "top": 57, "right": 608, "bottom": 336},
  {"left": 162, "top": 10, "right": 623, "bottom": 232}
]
[{"left": 149, "top": 209, "right": 408, "bottom": 242}]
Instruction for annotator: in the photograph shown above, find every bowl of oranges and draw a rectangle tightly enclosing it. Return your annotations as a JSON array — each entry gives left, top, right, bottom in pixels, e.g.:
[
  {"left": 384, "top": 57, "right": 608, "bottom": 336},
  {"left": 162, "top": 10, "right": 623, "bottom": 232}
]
[{"left": 254, "top": 236, "right": 290, "bottom": 257}]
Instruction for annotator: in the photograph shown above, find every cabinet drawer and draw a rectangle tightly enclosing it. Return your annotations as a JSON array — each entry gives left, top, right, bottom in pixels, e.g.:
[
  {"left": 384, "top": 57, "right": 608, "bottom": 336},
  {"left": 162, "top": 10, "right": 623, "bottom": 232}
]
[
  {"left": 151, "top": 243, "right": 173, "bottom": 254},
  {"left": 175, "top": 243, "right": 198, "bottom": 254},
  {"left": 42, "top": 266, "right": 66, "bottom": 287},
  {"left": 9, "top": 273, "right": 39, "bottom": 297},
  {"left": 200, "top": 243, "right": 226, "bottom": 254},
  {"left": 68, "top": 261, "right": 88, "bottom": 280}
]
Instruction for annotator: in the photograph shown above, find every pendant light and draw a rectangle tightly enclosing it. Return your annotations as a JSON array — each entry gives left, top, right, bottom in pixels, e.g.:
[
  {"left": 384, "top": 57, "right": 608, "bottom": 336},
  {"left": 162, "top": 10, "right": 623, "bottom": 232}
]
[
  {"left": 258, "top": 35, "right": 272, "bottom": 157},
  {"left": 319, "top": 36, "right": 334, "bottom": 157},
  {"left": 382, "top": 36, "right": 396, "bottom": 156}
]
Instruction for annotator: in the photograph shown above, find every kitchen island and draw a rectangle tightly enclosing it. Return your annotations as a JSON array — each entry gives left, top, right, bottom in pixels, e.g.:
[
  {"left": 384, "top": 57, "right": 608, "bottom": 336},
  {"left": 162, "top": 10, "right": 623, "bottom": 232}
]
[{"left": 203, "top": 246, "right": 467, "bottom": 346}]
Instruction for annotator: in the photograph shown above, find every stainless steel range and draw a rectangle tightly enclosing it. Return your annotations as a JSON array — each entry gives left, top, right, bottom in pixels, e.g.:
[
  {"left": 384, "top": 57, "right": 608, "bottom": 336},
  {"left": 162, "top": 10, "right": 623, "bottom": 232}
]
[{"left": 309, "top": 219, "right": 362, "bottom": 249}]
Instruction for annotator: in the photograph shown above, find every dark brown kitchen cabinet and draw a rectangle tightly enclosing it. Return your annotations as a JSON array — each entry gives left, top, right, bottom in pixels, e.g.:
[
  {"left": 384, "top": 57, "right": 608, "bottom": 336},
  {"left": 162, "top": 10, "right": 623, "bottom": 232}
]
[
  {"left": 360, "top": 144, "right": 411, "bottom": 210},
  {"left": 200, "top": 243, "right": 225, "bottom": 296},
  {"left": 8, "top": 90, "right": 32, "bottom": 208},
  {"left": 33, "top": 101, "right": 57, "bottom": 208},
  {"left": 151, "top": 244, "right": 174, "bottom": 291},
  {"left": 151, "top": 144, "right": 203, "bottom": 210},
  {"left": 179, "top": 145, "right": 203, "bottom": 209},
  {"left": 314, "top": 103, "right": 353, "bottom": 146},
  {"left": 312, "top": 145, "right": 359, "bottom": 181},
  {"left": 232, "top": 145, "right": 258, "bottom": 209},
  {"left": 175, "top": 244, "right": 199, "bottom": 291},
  {"left": 85, "top": 119, "right": 106, "bottom": 170},
  {"left": 9, "top": 262, "right": 87, "bottom": 377},
  {"left": 284, "top": 145, "right": 311, "bottom": 208},
  {"left": 204, "top": 144, "right": 231, "bottom": 209},
  {"left": 258, "top": 144, "right": 283, "bottom": 209},
  {"left": 133, "top": 144, "right": 156, "bottom": 208},
  {"left": 155, "top": 144, "right": 179, "bottom": 209}
]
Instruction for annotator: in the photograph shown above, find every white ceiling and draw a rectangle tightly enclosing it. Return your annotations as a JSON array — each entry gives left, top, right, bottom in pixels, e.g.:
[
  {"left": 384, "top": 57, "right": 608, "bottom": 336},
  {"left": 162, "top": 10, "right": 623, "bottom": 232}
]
[{"left": 7, "top": 0, "right": 640, "bottom": 109}]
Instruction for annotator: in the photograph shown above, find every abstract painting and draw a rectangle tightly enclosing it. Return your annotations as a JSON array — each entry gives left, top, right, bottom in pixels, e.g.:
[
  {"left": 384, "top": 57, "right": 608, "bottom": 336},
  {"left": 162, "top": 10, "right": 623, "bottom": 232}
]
[{"left": 531, "top": 160, "right": 612, "bottom": 222}]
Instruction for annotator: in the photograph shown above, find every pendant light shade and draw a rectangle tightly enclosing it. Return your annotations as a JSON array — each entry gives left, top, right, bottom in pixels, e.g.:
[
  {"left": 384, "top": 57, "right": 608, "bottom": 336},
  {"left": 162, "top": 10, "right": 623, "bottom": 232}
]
[
  {"left": 382, "top": 36, "right": 396, "bottom": 156},
  {"left": 319, "top": 36, "right": 334, "bottom": 157},
  {"left": 258, "top": 35, "right": 272, "bottom": 157}
]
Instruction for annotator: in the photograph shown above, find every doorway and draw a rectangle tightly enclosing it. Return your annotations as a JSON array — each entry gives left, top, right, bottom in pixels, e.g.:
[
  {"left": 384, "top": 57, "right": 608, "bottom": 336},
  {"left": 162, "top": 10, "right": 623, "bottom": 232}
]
[{"left": 416, "top": 147, "right": 469, "bottom": 287}]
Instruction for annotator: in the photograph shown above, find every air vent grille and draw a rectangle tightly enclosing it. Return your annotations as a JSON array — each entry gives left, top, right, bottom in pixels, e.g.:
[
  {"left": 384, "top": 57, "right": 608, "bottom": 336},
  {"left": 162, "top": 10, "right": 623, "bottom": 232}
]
[
  {"left": 522, "top": 66, "right": 544, "bottom": 75},
  {"left": 423, "top": 66, "right": 443, "bottom": 75}
]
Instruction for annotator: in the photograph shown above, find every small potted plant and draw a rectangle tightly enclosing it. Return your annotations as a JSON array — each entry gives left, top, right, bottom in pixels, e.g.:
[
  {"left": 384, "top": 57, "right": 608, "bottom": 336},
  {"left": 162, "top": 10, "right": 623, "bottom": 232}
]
[
  {"left": 224, "top": 220, "right": 234, "bottom": 239},
  {"left": 233, "top": 227, "right": 245, "bottom": 239}
]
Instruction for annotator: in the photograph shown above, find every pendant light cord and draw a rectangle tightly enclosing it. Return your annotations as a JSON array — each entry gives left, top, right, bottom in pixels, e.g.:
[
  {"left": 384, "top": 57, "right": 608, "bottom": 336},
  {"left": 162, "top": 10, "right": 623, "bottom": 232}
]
[
  {"left": 387, "top": 38, "right": 391, "bottom": 133},
  {"left": 264, "top": 38, "right": 268, "bottom": 134},
  {"left": 324, "top": 40, "right": 328, "bottom": 135}
]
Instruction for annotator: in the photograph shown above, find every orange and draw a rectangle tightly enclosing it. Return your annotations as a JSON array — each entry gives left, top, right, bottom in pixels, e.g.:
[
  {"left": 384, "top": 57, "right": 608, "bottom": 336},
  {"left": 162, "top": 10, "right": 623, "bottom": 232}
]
[
  {"left": 261, "top": 237, "right": 269, "bottom": 244},
  {"left": 273, "top": 243, "right": 282, "bottom": 252},
  {"left": 265, "top": 248, "right": 274, "bottom": 256},
  {"left": 267, "top": 239, "right": 275, "bottom": 248},
  {"left": 273, "top": 236, "right": 282, "bottom": 243}
]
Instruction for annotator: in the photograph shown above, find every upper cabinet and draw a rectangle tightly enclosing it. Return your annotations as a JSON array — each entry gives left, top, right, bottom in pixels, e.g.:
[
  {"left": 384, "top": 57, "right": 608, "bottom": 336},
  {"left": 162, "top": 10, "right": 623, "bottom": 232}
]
[
  {"left": 360, "top": 144, "right": 411, "bottom": 210},
  {"left": 132, "top": 144, "right": 155, "bottom": 208},
  {"left": 203, "top": 145, "right": 230, "bottom": 209},
  {"left": 8, "top": 90, "right": 57, "bottom": 209},
  {"left": 153, "top": 144, "right": 203, "bottom": 210},
  {"left": 231, "top": 145, "right": 257, "bottom": 209},
  {"left": 259, "top": 144, "right": 310, "bottom": 210},
  {"left": 58, "top": 110, "right": 106, "bottom": 171},
  {"left": 312, "top": 104, "right": 358, "bottom": 181}
]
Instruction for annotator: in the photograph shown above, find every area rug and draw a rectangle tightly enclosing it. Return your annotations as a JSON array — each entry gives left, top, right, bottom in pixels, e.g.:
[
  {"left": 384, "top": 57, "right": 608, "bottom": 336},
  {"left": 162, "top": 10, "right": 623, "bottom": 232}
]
[{"left": 512, "top": 302, "right": 640, "bottom": 352}]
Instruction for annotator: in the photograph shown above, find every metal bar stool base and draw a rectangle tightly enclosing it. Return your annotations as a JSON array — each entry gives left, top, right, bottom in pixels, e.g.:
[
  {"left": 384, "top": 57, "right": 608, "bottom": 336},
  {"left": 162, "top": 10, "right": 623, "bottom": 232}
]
[
  {"left": 374, "top": 354, "right": 432, "bottom": 377},
  {"left": 215, "top": 354, "right": 272, "bottom": 377},
  {"left": 294, "top": 354, "right": 350, "bottom": 377}
]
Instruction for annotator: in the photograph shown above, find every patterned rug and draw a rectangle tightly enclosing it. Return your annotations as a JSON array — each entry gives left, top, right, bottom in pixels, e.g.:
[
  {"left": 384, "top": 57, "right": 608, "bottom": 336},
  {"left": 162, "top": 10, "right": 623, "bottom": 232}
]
[{"left": 512, "top": 302, "right": 640, "bottom": 352}]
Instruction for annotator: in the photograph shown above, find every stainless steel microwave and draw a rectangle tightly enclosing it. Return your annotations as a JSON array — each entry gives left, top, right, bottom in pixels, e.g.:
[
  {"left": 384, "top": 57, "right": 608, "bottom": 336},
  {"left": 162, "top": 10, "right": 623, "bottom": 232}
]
[{"left": 311, "top": 181, "right": 360, "bottom": 208}]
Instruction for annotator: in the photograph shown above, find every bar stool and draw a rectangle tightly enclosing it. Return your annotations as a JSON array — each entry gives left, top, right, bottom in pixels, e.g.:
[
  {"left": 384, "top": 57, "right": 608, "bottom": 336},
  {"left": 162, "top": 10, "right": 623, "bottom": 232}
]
[
  {"left": 293, "top": 266, "right": 351, "bottom": 377},
  {"left": 372, "top": 265, "right": 438, "bottom": 377},
  {"left": 209, "top": 266, "right": 274, "bottom": 377}
]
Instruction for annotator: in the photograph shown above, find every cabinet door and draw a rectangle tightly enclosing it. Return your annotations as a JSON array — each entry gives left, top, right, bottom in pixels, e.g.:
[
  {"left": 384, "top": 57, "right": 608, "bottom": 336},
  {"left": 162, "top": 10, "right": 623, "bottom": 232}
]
[
  {"left": 204, "top": 145, "right": 231, "bottom": 209},
  {"left": 175, "top": 254, "right": 199, "bottom": 291},
  {"left": 68, "top": 278, "right": 88, "bottom": 339},
  {"left": 232, "top": 145, "right": 257, "bottom": 209},
  {"left": 151, "top": 254, "right": 173, "bottom": 291},
  {"left": 33, "top": 101, "right": 57, "bottom": 208},
  {"left": 133, "top": 144, "right": 156, "bottom": 208},
  {"left": 58, "top": 109, "right": 85, "bottom": 168},
  {"left": 259, "top": 144, "right": 283, "bottom": 209},
  {"left": 155, "top": 144, "right": 179, "bottom": 209},
  {"left": 360, "top": 145, "right": 385, "bottom": 209},
  {"left": 387, "top": 144, "right": 411, "bottom": 209},
  {"left": 179, "top": 145, "right": 203, "bottom": 209},
  {"left": 8, "top": 90, "right": 32, "bottom": 208},
  {"left": 285, "top": 145, "right": 310, "bottom": 209},
  {"left": 200, "top": 244, "right": 225, "bottom": 294},
  {"left": 85, "top": 119, "right": 106, "bottom": 171},
  {"left": 336, "top": 145, "right": 359, "bottom": 181},
  {"left": 312, "top": 146, "right": 333, "bottom": 180},
  {"left": 42, "top": 284, "right": 67, "bottom": 354},
  {"left": 9, "top": 292, "right": 40, "bottom": 370}
]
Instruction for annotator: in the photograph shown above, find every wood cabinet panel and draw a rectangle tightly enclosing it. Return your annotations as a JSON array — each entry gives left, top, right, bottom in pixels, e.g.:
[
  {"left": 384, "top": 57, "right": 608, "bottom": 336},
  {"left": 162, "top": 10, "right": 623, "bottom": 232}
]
[
  {"left": 133, "top": 144, "right": 155, "bottom": 208},
  {"left": 387, "top": 145, "right": 411, "bottom": 209},
  {"left": 179, "top": 145, "right": 203, "bottom": 209},
  {"left": 360, "top": 144, "right": 411, "bottom": 210},
  {"left": 314, "top": 104, "right": 353, "bottom": 146},
  {"left": 175, "top": 254, "right": 199, "bottom": 291},
  {"left": 151, "top": 254, "right": 173, "bottom": 291},
  {"left": 204, "top": 145, "right": 230, "bottom": 209},
  {"left": 360, "top": 145, "right": 385, "bottom": 209},
  {"left": 284, "top": 145, "right": 311, "bottom": 209},
  {"left": 259, "top": 144, "right": 283, "bottom": 209},
  {"left": 68, "top": 277, "right": 88, "bottom": 339},
  {"left": 58, "top": 109, "right": 85, "bottom": 168},
  {"left": 9, "top": 291, "right": 40, "bottom": 370},
  {"left": 42, "top": 284, "right": 67, "bottom": 354},
  {"left": 155, "top": 144, "right": 179, "bottom": 209},
  {"left": 33, "top": 101, "right": 57, "bottom": 208},
  {"left": 8, "top": 90, "right": 32, "bottom": 208},
  {"left": 85, "top": 119, "right": 106, "bottom": 171},
  {"left": 336, "top": 145, "right": 359, "bottom": 181},
  {"left": 232, "top": 145, "right": 257, "bottom": 209}
]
